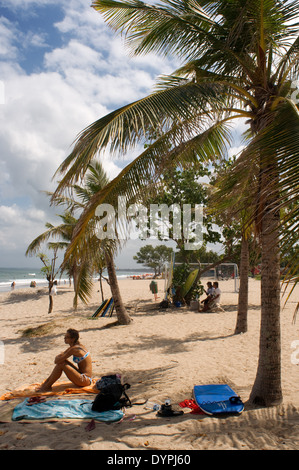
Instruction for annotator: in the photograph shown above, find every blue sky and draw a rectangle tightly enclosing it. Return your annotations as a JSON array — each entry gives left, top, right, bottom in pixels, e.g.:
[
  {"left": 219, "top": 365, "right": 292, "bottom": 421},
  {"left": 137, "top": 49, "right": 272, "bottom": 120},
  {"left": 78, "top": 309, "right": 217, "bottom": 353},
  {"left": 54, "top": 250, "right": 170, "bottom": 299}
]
[
  {"left": 0, "top": 0, "right": 182, "bottom": 268},
  {"left": 0, "top": 3, "right": 64, "bottom": 74},
  {"left": 0, "top": 0, "right": 244, "bottom": 269}
]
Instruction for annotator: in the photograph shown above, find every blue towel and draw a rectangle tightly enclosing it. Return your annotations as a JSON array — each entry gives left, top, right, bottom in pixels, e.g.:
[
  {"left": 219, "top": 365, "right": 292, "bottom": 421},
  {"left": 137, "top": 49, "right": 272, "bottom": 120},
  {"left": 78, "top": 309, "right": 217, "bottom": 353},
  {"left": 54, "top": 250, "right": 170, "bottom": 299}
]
[{"left": 12, "top": 398, "right": 123, "bottom": 422}]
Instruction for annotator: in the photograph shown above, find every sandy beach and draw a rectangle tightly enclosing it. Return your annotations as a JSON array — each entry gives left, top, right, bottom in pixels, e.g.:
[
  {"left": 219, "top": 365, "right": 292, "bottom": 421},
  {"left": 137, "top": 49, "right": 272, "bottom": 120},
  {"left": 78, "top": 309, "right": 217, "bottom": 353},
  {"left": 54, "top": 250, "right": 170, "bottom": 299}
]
[{"left": 0, "top": 276, "right": 298, "bottom": 450}]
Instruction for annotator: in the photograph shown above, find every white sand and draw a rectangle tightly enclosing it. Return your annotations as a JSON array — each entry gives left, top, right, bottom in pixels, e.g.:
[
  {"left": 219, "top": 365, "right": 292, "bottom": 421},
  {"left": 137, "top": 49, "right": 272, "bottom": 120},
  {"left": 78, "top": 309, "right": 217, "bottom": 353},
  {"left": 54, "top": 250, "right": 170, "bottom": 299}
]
[{"left": 0, "top": 277, "right": 298, "bottom": 450}]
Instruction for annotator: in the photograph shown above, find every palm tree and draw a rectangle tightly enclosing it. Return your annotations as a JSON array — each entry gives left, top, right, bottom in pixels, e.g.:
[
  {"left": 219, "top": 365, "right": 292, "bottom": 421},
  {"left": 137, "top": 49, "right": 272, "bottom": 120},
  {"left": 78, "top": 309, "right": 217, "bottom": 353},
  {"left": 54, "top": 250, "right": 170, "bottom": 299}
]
[
  {"left": 26, "top": 211, "right": 77, "bottom": 301},
  {"left": 27, "top": 162, "right": 131, "bottom": 324},
  {"left": 25, "top": 210, "right": 95, "bottom": 308},
  {"left": 72, "top": 160, "right": 131, "bottom": 324},
  {"left": 53, "top": 0, "right": 299, "bottom": 405}
]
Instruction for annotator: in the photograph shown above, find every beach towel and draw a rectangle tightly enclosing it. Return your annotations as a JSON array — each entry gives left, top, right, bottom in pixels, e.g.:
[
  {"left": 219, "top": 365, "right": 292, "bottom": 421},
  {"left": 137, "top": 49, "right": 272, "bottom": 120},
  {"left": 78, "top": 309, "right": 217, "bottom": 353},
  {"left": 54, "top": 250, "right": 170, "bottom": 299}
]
[
  {"left": 12, "top": 397, "right": 123, "bottom": 422},
  {"left": 0, "top": 379, "right": 99, "bottom": 401}
]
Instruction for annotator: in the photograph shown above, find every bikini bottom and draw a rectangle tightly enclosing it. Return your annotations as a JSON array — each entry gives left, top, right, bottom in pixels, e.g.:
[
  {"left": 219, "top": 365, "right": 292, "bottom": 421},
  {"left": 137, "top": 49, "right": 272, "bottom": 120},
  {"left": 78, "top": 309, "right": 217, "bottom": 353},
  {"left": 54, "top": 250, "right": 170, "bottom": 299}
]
[{"left": 80, "top": 374, "right": 92, "bottom": 386}]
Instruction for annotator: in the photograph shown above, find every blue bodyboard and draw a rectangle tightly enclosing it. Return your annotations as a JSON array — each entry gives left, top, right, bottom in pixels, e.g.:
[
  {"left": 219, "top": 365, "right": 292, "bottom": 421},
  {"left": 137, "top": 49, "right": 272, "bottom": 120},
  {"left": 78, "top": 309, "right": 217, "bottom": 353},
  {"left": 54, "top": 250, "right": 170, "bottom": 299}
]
[{"left": 193, "top": 384, "right": 244, "bottom": 415}]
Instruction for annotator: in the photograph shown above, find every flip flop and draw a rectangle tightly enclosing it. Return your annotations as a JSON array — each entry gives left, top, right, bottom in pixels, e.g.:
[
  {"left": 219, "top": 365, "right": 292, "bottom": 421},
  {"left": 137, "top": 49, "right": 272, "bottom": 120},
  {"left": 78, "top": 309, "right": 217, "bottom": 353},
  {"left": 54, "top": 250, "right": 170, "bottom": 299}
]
[
  {"left": 157, "top": 406, "right": 184, "bottom": 417},
  {"left": 26, "top": 396, "right": 47, "bottom": 406},
  {"left": 85, "top": 419, "right": 96, "bottom": 431}
]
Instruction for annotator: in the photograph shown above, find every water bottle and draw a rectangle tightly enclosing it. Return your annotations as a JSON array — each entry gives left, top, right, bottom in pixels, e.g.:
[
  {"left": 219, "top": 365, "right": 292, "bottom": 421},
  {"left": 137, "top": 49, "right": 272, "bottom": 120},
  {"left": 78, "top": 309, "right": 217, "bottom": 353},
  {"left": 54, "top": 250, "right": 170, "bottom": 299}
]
[{"left": 144, "top": 400, "right": 161, "bottom": 411}]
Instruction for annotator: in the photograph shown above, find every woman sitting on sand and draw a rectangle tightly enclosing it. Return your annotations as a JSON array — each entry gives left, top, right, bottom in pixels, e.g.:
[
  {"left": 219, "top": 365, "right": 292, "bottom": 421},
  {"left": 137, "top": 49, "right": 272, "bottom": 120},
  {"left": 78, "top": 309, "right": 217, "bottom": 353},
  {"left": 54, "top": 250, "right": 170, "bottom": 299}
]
[{"left": 36, "top": 329, "right": 92, "bottom": 392}]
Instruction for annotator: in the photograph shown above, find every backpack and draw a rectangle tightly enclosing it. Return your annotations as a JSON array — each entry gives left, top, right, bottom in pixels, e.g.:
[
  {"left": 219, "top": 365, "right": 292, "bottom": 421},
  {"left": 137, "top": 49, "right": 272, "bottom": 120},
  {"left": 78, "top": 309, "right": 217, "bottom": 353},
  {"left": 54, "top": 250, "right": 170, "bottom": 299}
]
[
  {"left": 159, "top": 299, "right": 169, "bottom": 309},
  {"left": 92, "top": 380, "right": 132, "bottom": 412},
  {"left": 95, "top": 374, "right": 121, "bottom": 390}
]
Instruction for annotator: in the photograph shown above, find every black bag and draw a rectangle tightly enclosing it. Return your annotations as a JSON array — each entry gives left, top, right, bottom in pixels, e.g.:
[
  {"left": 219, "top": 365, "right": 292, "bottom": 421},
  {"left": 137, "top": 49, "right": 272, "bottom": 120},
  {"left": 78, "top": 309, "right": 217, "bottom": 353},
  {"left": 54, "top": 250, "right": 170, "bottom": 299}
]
[
  {"left": 92, "top": 382, "right": 131, "bottom": 412},
  {"left": 95, "top": 374, "right": 121, "bottom": 391}
]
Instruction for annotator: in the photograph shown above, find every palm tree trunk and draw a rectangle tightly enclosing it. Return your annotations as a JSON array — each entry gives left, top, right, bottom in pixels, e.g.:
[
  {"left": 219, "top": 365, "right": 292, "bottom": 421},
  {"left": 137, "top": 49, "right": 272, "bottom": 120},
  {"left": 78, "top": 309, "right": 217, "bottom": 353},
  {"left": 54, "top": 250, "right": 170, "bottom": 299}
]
[
  {"left": 99, "top": 271, "right": 104, "bottom": 303},
  {"left": 235, "top": 235, "right": 249, "bottom": 334},
  {"left": 48, "top": 279, "right": 54, "bottom": 314},
  {"left": 105, "top": 252, "right": 131, "bottom": 325},
  {"left": 72, "top": 264, "right": 79, "bottom": 295},
  {"left": 249, "top": 167, "right": 282, "bottom": 406},
  {"left": 71, "top": 263, "right": 80, "bottom": 310}
]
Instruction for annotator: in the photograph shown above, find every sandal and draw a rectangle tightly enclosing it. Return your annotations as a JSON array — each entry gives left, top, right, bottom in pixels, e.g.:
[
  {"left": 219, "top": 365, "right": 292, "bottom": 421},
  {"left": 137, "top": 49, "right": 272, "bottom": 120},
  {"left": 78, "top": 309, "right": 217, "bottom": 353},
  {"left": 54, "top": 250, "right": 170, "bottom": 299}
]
[
  {"left": 26, "top": 396, "right": 47, "bottom": 406},
  {"left": 157, "top": 404, "right": 184, "bottom": 417}
]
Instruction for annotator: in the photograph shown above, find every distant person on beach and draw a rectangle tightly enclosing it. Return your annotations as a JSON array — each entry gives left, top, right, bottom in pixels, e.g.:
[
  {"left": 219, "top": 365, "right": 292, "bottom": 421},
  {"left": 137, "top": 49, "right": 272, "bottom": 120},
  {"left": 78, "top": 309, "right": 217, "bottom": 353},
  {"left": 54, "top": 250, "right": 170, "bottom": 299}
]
[
  {"left": 36, "top": 329, "right": 92, "bottom": 392},
  {"left": 11, "top": 281, "right": 15, "bottom": 290},
  {"left": 149, "top": 280, "right": 159, "bottom": 301},
  {"left": 50, "top": 280, "right": 57, "bottom": 296}
]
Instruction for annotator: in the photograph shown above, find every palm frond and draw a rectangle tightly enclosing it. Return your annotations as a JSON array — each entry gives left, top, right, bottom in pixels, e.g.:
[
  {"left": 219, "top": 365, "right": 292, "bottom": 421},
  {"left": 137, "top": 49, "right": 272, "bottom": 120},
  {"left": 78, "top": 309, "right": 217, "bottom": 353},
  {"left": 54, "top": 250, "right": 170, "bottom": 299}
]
[
  {"left": 53, "top": 80, "right": 229, "bottom": 196},
  {"left": 25, "top": 222, "right": 74, "bottom": 256},
  {"left": 62, "top": 116, "right": 232, "bottom": 266},
  {"left": 275, "top": 35, "right": 299, "bottom": 87}
]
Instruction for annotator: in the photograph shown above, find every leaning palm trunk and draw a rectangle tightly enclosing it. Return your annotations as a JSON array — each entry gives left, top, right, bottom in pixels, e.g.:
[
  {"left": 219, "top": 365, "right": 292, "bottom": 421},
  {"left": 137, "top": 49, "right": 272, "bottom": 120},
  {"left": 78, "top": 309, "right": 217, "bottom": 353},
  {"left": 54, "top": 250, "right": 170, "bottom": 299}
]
[
  {"left": 235, "top": 235, "right": 249, "bottom": 334},
  {"left": 99, "top": 271, "right": 105, "bottom": 303},
  {"left": 72, "top": 264, "right": 80, "bottom": 295},
  {"left": 105, "top": 252, "right": 131, "bottom": 325},
  {"left": 249, "top": 165, "right": 282, "bottom": 406}
]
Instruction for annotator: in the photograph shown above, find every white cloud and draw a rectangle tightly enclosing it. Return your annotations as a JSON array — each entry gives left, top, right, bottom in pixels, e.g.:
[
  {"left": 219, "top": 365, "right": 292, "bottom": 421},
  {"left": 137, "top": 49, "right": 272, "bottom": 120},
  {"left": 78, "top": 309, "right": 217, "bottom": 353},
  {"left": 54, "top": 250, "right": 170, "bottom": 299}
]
[
  {"left": 55, "top": 0, "right": 101, "bottom": 33},
  {"left": 0, "top": 59, "right": 114, "bottom": 265},
  {"left": 0, "top": 204, "right": 19, "bottom": 224},
  {"left": 228, "top": 145, "right": 245, "bottom": 159},
  {"left": 0, "top": 203, "right": 48, "bottom": 253},
  {"left": 44, "top": 40, "right": 104, "bottom": 73},
  {"left": 0, "top": 17, "right": 19, "bottom": 59},
  {"left": 23, "top": 31, "right": 49, "bottom": 49},
  {"left": 0, "top": 65, "right": 106, "bottom": 199}
]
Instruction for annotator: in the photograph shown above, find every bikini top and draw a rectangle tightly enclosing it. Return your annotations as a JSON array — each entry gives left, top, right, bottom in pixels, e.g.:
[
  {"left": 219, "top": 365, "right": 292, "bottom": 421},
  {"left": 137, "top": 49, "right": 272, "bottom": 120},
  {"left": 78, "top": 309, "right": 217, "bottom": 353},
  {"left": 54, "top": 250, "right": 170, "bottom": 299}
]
[{"left": 72, "top": 349, "right": 90, "bottom": 364}]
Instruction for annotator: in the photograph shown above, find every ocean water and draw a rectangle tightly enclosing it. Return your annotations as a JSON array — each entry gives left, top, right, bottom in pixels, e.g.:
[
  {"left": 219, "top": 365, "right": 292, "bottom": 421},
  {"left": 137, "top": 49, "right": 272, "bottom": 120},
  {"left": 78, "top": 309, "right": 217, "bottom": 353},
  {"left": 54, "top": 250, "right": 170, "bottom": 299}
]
[
  {"left": 0, "top": 267, "right": 49, "bottom": 293},
  {"left": 0, "top": 267, "right": 154, "bottom": 293}
]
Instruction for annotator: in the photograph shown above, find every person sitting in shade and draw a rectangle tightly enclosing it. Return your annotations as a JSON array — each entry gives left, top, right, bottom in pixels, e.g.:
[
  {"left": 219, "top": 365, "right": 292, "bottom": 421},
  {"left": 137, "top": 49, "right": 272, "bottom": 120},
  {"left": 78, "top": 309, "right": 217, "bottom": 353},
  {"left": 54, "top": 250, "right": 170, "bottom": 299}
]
[
  {"left": 36, "top": 328, "right": 92, "bottom": 392},
  {"left": 200, "top": 281, "right": 215, "bottom": 311},
  {"left": 208, "top": 282, "right": 224, "bottom": 312}
]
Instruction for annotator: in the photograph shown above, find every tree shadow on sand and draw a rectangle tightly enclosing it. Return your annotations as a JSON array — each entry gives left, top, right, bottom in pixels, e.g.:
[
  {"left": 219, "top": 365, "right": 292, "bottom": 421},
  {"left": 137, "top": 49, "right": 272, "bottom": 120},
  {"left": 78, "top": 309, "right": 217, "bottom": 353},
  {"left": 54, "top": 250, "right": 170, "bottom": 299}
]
[
  {"left": 1, "top": 288, "right": 73, "bottom": 305},
  {"left": 122, "top": 299, "right": 262, "bottom": 317},
  {"left": 3, "top": 376, "right": 297, "bottom": 450}
]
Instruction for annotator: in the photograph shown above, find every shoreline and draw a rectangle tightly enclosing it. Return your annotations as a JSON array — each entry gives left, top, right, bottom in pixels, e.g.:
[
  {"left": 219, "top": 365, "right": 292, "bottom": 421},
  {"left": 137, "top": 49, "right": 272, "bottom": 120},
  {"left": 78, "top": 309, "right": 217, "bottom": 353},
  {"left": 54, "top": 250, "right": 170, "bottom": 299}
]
[
  {"left": 0, "top": 277, "right": 298, "bottom": 450},
  {"left": 0, "top": 271, "right": 156, "bottom": 294}
]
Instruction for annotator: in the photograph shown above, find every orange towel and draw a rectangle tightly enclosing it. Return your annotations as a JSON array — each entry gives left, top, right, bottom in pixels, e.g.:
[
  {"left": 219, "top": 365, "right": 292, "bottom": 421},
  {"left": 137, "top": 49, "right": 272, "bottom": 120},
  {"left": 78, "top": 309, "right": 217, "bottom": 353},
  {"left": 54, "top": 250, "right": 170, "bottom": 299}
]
[{"left": 0, "top": 379, "right": 99, "bottom": 401}]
